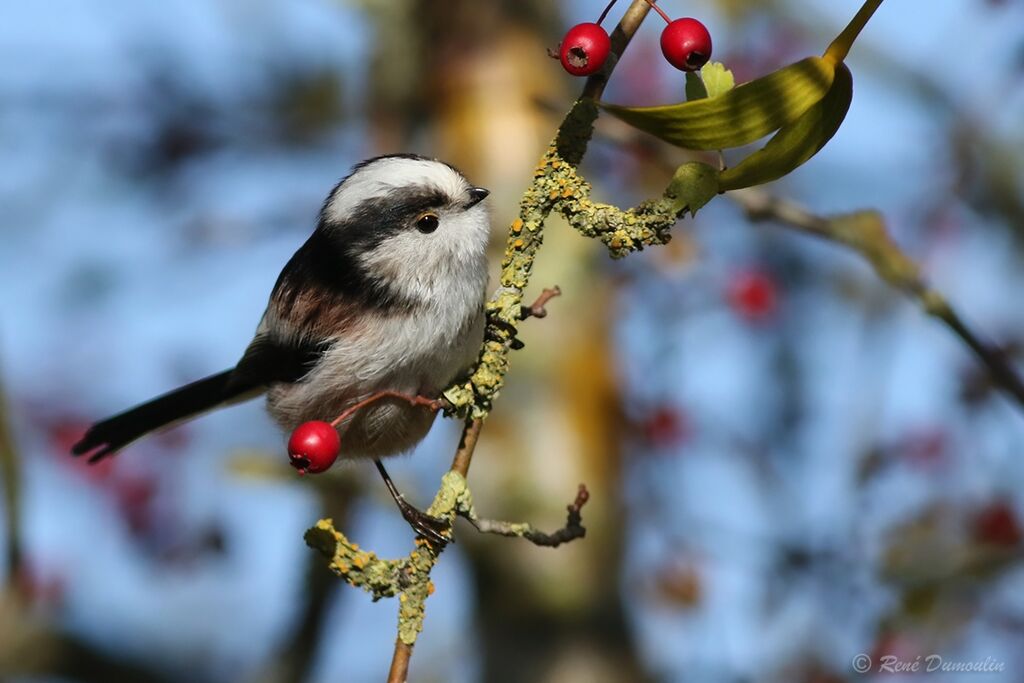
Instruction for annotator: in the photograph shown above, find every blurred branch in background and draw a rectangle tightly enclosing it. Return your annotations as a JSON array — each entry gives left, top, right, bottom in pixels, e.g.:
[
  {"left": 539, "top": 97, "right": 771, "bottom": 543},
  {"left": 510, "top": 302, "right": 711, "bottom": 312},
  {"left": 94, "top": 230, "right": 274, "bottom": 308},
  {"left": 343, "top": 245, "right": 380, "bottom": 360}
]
[
  {"left": 731, "top": 188, "right": 1024, "bottom": 410},
  {"left": 1, "top": 401, "right": 171, "bottom": 683},
  {"left": 1, "top": 371, "right": 22, "bottom": 579}
]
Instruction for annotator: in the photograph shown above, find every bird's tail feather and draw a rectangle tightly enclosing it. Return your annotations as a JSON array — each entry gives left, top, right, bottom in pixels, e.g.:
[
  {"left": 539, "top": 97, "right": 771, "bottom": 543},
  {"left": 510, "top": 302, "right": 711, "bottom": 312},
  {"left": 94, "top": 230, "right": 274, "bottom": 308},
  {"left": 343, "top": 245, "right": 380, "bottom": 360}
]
[{"left": 71, "top": 370, "right": 258, "bottom": 462}]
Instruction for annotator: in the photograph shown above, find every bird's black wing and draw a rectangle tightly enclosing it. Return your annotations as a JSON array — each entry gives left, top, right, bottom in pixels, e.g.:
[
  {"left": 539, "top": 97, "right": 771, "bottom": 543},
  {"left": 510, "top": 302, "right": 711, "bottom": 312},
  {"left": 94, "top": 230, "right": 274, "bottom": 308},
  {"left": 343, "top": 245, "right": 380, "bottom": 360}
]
[{"left": 225, "top": 333, "right": 331, "bottom": 394}]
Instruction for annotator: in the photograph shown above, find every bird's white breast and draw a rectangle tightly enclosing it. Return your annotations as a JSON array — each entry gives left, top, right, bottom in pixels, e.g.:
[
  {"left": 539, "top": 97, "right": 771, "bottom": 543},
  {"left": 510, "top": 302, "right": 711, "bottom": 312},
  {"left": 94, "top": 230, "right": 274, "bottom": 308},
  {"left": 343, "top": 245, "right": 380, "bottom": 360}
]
[{"left": 266, "top": 261, "right": 487, "bottom": 458}]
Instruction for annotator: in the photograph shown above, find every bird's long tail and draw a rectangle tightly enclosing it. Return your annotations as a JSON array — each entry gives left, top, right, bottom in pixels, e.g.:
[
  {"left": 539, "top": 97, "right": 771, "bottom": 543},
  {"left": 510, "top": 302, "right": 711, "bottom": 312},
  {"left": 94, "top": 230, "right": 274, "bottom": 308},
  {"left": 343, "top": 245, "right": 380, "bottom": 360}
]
[{"left": 71, "top": 370, "right": 258, "bottom": 462}]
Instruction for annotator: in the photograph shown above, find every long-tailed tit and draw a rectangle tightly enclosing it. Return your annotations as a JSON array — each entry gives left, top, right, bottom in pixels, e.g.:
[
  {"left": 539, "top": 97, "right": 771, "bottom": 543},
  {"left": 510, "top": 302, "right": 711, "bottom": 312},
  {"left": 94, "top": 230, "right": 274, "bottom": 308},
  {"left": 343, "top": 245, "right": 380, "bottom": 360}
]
[{"left": 72, "top": 154, "right": 491, "bottom": 538}]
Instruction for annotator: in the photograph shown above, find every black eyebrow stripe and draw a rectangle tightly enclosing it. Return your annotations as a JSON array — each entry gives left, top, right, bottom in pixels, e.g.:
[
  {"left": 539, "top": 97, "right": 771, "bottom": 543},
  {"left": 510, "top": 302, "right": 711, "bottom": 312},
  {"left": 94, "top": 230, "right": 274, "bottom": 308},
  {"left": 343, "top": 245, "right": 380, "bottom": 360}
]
[
  {"left": 395, "top": 188, "right": 451, "bottom": 216},
  {"left": 287, "top": 185, "right": 454, "bottom": 315},
  {"left": 273, "top": 221, "right": 418, "bottom": 316}
]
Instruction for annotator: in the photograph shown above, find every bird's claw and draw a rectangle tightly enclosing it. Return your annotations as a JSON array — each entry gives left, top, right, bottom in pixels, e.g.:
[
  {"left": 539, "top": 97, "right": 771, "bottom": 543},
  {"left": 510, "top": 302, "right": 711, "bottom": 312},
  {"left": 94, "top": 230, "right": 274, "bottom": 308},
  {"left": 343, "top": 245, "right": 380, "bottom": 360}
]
[{"left": 395, "top": 496, "right": 452, "bottom": 547}]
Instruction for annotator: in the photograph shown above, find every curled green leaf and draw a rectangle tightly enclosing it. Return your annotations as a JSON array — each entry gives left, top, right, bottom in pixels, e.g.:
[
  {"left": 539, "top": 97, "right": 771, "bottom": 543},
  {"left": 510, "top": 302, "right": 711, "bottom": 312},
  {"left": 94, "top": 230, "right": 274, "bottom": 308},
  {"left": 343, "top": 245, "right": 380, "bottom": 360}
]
[
  {"left": 599, "top": 56, "right": 835, "bottom": 151},
  {"left": 719, "top": 63, "right": 853, "bottom": 191}
]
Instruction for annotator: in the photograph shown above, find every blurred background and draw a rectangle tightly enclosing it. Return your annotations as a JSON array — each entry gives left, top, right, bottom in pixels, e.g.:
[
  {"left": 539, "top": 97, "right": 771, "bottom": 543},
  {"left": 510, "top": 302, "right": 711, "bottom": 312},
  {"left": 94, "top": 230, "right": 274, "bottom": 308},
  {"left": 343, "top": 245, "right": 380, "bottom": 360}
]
[{"left": 3, "top": 1, "right": 1024, "bottom": 681}]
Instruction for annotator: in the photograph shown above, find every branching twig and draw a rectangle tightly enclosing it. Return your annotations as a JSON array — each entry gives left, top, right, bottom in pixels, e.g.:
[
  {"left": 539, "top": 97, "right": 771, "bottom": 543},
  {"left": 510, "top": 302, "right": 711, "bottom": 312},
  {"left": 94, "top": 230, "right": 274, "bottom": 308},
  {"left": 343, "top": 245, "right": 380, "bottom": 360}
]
[
  {"left": 730, "top": 187, "right": 1024, "bottom": 411},
  {"left": 465, "top": 484, "right": 590, "bottom": 548},
  {"left": 491, "top": 285, "right": 562, "bottom": 350},
  {"left": 520, "top": 286, "right": 562, "bottom": 320}
]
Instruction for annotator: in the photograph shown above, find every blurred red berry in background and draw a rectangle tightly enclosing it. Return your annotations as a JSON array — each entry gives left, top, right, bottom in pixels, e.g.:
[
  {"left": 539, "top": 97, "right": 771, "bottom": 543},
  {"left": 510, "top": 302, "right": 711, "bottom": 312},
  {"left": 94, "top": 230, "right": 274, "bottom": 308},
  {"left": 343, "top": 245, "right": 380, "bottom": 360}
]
[
  {"left": 641, "top": 405, "right": 691, "bottom": 449},
  {"left": 972, "top": 500, "right": 1023, "bottom": 547},
  {"left": 728, "top": 270, "right": 778, "bottom": 322}
]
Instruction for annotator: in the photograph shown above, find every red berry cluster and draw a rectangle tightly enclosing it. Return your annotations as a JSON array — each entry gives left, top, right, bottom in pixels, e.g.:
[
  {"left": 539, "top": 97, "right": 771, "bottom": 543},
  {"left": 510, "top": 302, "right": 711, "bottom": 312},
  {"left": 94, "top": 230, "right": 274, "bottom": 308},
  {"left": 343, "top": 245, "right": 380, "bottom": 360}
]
[{"left": 559, "top": 0, "right": 711, "bottom": 77}]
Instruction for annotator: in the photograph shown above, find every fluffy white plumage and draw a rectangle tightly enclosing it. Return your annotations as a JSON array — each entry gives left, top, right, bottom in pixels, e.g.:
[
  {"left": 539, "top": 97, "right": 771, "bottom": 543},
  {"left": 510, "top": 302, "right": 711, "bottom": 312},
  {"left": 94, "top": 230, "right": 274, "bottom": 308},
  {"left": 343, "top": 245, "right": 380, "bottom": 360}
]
[
  {"left": 266, "top": 156, "right": 491, "bottom": 458},
  {"left": 324, "top": 156, "right": 471, "bottom": 225},
  {"left": 71, "top": 155, "right": 491, "bottom": 466}
]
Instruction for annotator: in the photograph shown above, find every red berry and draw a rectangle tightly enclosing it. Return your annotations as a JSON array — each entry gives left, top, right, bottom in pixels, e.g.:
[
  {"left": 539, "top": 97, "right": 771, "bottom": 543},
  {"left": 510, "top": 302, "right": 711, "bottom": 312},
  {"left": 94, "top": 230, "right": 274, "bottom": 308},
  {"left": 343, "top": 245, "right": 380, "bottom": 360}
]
[
  {"left": 560, "top": 23, "right": 611, "bottom": 77},
  {"left": 642, "top": 406, "right": 690, "bottom": 449},
  {"left": 972, "top": 501, "right": 1022, "bottom": 547},
  {"left": 900, "top": 428, "right": 946, "bottom": 469},
  {"left": 660, "top": 18, "right": 712, "bottom": 71},
  {"left": 288, "top": 421, "right": 340, "bottom": 474},
  {"left": 728, "top": 270, "right": 777, "bottom": 321}
]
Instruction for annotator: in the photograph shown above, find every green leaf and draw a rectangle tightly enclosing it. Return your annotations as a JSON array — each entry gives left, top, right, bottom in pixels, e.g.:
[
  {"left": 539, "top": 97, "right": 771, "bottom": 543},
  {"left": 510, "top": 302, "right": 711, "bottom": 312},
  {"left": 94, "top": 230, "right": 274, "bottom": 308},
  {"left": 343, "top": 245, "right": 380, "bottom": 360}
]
[
  {"left": 685, "top": 72, "right": 708, "bottom": 102},
  {"left": 599, "top": 56, "right": 836, "bottom": 151},
  {"left": 665, "top": 162, "right": 720, "bottom": 217},
  {"left": 700, "top": 61, "right": 735, "bottom": 99},
  {"left": 718, "top": 63, "right": 853, "bottom": 191}
]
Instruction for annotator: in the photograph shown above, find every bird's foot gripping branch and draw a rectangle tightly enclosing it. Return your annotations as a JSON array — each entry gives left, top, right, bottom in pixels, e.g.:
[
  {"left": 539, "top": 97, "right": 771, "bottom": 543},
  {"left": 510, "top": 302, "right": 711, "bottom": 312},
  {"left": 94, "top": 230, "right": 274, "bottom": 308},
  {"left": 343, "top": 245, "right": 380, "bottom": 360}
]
[{"left": 305, "top": 474, "right": 590, "bottom": 645}]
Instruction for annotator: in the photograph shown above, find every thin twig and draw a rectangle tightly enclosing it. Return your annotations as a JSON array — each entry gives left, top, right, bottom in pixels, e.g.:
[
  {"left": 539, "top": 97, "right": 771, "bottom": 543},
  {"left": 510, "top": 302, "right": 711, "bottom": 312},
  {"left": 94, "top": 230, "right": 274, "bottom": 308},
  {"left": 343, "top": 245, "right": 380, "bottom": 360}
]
[
  {"left": 465, "top": 484, "right": 590, "bottom": 548},
  {"left": 930, "top": 307, "right": 1024, "bottom": 409},
  {"left": 521, "top": 286, "right": 562, "bottom": 320},
  {"left": 450, "top": 418, "right": 483, "bottom": 478},
  {"left": 386, "top": 641, "right": 413, "bottom": 683},
  {"left": 584, "top": 111, "right": 1024, "bottom": 414}
]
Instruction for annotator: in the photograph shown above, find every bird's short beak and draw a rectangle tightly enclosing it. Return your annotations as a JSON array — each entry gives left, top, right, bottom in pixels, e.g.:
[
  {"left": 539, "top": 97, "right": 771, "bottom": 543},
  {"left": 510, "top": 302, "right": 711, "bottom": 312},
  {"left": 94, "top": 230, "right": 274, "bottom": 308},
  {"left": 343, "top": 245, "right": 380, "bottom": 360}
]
[{"left": 467, "top": 187, "right": 490, "bottom": 208}]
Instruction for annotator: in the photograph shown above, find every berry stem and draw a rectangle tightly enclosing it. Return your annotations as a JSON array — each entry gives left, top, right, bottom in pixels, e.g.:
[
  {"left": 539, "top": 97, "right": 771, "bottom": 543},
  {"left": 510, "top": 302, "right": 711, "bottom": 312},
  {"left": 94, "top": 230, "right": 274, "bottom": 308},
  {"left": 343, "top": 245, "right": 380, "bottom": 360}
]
[
  {"left": 329, "top": 391, "right": 443, "bottom": 427},
  {"left": 640, "top": 0, "right": 672, "bottom": 25},
  {"left": 596, "top": 0, "right": 619, "bottom": 26},
  {"left": 824, "top": 0, "right": 885, "bottom": 64}
]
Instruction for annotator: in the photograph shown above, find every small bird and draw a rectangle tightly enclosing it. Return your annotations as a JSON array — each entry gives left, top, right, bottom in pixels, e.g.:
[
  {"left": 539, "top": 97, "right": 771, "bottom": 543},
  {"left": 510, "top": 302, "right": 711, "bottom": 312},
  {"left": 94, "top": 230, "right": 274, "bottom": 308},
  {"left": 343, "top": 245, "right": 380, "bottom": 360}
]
[{"left": 72, "top": 154, "right": 491, "bottom": 538}]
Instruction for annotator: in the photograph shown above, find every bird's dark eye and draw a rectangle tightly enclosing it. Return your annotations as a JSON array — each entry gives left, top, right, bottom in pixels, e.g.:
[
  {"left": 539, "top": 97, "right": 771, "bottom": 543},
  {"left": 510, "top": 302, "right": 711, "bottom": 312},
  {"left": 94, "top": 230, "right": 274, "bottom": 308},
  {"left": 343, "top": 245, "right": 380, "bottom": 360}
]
[{"left": 416, "top": 212, "right": 439, "bottom": 234}]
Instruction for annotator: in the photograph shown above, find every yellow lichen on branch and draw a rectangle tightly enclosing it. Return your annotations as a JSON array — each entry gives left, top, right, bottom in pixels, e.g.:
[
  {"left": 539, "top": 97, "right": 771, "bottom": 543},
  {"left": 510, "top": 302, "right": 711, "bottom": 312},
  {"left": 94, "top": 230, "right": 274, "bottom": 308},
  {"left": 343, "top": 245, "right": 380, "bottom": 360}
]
[
  {"left": 444, "top": 99, "right": 691, "bottom": 418},
  {"left": 304, "top": 521, "right": 402, "bottom": 602},
  {"left": 305, "top": 472, "right": 472, "bottom": 644}
]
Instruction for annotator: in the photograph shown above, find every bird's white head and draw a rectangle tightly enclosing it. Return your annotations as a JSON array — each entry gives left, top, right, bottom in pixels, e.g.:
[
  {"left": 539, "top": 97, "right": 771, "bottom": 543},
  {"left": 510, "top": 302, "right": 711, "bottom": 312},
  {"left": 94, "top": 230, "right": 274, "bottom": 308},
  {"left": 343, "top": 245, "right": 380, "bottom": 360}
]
[{"left": 320, "top": 154, "right": 491, "bottom": 308}]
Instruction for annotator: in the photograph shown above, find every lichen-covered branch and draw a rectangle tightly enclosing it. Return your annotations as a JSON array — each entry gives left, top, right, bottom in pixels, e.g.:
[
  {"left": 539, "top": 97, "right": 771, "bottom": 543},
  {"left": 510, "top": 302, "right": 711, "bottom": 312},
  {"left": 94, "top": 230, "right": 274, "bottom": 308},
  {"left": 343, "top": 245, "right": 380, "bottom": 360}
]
[
  {"left": 309, "top": 4, "right": 656, "bottom": 681},
  {"left": 305, "top": 471, "right": 468, "bottom": 645},
  {"left": 305, "top": 470, "right": 591, "bottom": 651},
  {"left": 731, "top": 187, "right": 1024, "bottom": 410},
  {"left": 546, "top": 152, "right": 682, "bottom": 258},
  {"left": 443, "top": 13, "right": 688, "bottom": 417},
  {"left": 441, "top": 101, "right": 609, "bottom": 417},
  {"left": 304, "top": 522, "right": 403, "bottom": 602}
]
